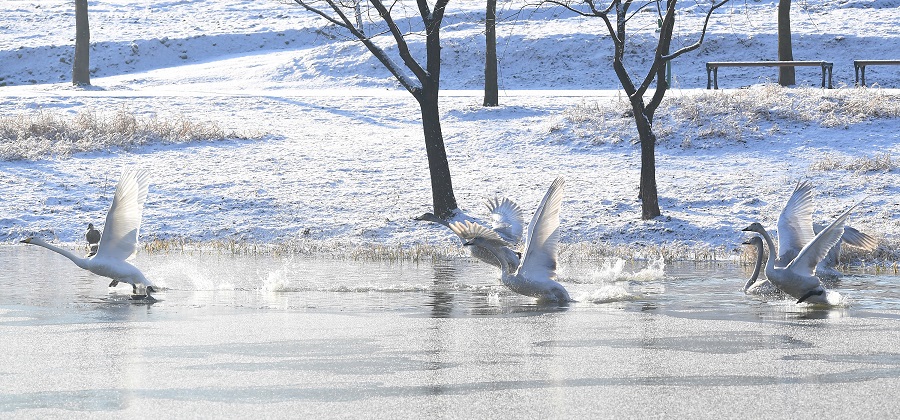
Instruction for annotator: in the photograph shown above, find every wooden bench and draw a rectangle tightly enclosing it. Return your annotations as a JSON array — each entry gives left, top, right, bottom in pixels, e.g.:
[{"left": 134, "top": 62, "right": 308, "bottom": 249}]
[
  {"left": 854, "top": 60, "right": 900, "bottom": 87},
  {"left": 706, "top": 61, "right": 834, "bottom": 89}
]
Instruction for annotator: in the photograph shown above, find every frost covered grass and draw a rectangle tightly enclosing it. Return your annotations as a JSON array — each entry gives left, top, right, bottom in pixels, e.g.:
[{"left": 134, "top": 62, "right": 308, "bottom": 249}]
[
  {"left": 810, "top": 152, "right": 898, "bottom": 173},
  {"left": 553, "top": 85, "right": 900, "bottom": 148},
  {"left": 136, "top": 234, "right": 730, "bottom": 263},
  {"left": 0, "top": 107, "right": 266, "bottom": 161},
  {"left": 140, "top": 236, "right": 465, "bottom": 262}
]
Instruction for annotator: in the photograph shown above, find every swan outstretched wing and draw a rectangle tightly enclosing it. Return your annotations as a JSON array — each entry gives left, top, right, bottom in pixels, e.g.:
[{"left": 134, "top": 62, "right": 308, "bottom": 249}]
[
  {"left": 789, "top": 202, "right": 860, "bottom": 277},
  {"left": 518, "top": 177, "right": 564, "bottom": 281},
  {"left": 95, "top": 170, "right": 151, "bottom": 261},
  {"left": 840, "top": 226, "right": 878, "bottom": 250},
  {"left": 813, "top": 223, "right": 878, "bottom": 251},
  {"left": 777, "top": 181, "right": 815, "bottom": 262},
  {"left": 486, "top": 197, "right": 524, "bottom": 244},
  {"left": 449, "top": 220, "right": 507, "bottom": 247}
]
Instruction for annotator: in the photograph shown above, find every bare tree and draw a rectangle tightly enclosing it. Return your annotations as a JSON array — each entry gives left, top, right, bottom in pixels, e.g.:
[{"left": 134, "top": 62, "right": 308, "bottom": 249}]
[
  {"left": 73, "top": 0, "right": 91, "bottom": 86},
  {"left": 544, "top": 0, "right": 728, "bottom": 219},
  {"left": 777, "top": 0, "right": 795, "bottom": 85},
  {"left": 484, "top": 0, "right": 499, "bottom": 106},
  {"left": 289, "top": 0, "right": 458, "bottom": 219}
]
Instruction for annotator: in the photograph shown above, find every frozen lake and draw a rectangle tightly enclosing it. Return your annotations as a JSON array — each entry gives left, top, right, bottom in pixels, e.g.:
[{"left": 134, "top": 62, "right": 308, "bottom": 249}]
[{"left": 2, "top": 244, "right": 900, "bottom": 418}]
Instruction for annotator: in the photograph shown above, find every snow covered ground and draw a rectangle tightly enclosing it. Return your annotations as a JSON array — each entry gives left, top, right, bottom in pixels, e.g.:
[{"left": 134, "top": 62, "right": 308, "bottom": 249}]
[{"left": 1, "top": 0, "right": 898, "bottom": 262}]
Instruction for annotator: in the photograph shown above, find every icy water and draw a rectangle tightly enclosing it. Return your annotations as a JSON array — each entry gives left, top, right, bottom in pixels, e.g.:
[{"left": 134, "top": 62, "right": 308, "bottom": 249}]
[{"left": 3, "top": 246, "right": 900, "bottom": 418}]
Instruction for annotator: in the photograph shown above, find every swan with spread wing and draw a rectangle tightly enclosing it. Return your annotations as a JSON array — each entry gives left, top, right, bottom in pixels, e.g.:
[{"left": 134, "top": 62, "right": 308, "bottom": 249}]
[{"left": 21, "top": 170, "right": 157, "bottom": 297}]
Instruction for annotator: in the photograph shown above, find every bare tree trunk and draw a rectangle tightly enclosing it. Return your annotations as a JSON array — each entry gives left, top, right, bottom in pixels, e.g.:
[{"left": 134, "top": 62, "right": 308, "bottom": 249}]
[
  {"left": 483, "top": 0, "right": 499, "bottom": 107},
  {"left": 354, "top": 0, "right": 364, "bottom": 34},
  {"left": 634, "top": 107, "right": 660, "bottom": 220},
  {"left": 777, "top": 0, "right": 795, "bottom": 86},
  {"left": 419, "top": 0, "right": 458, "bottom": 218},
  {"left": 73, "top": 0, "right": 91, "bottom": 86},
  {"left": 419, "top": 87, "right": 457, "bottom": 218}
]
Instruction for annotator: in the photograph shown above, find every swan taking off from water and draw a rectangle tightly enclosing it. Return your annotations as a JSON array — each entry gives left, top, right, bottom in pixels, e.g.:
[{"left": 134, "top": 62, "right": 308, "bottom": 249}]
[
  {"left": 21, "top": 170, "right": 157, "bottom": 296},
  {"left": 450, "top": 177, "right": 571, "bottom": 303},
  {"left": 749, "top": 180, "right": 876, "bottom": 278},
  {"left": 85, "top": 223, "right": 101, "bottom": 257},
  {"left": 416, "top": 197, "right": 524, "bottom": 269},
  {"left": 742, "top": 181, "right": 863, "bottom": 305}
]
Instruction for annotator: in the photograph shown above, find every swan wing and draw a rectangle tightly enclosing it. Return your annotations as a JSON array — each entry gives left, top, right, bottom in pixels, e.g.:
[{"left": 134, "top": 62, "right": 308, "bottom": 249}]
[
  {"left": 95, "top": 170, "right": 151, "bottom": 261},
  {"left": 776, "top": 181, "right": 815, "bottom": 262},
  {"left": 518, "top": 177, "right": 564, "bottom": 281},
  {"left": 486, "top": 197, "right": 525, "bottom": 244},
  {"left": 449, "top": 220, "right": 507, "bottom": 247},
  {"left": 840, "top": 225, "right": 878, "bottom": 251},
  {"left": 813, "top": 223, "right": 878, "bottom": 251},
  {"left": 789, "top": 202, "right": 860, "bottom": 277}
]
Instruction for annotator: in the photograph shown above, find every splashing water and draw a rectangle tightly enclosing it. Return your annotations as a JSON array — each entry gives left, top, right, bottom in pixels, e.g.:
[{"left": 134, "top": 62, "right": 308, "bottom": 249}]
[
  {"left": 567, "top": 258, "right": 667, "bottom": 283},
  {"left": 621, "top": 258, "right": 666, "bottom": 282},
  {"left": 578, "top": 285, "right": 635, "bottom": 304},
  {"left": 262, "top": 269, "right": 291, "bottom": 292},
  {"left": 561, "top": 258, "right": 667, "bottom": 303}
]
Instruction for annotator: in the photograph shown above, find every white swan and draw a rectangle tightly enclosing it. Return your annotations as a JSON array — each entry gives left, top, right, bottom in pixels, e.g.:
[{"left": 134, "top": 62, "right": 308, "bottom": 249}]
[
  {"left": 761, "top": 180, "right": 877, "bottom": 279},
  {"left": 741, "top": 236, "right": 779, "bottom": 295},
  {"left": 416, "top": 197, "right": 524, "bottom": 269},
  {"left": 85, "top": 223, "right": 101, "bottom": 257},
  {"left": 21, "top": 170, "right": 157, "bottom": 296},
  {"left": 742, "top": 181, "right": 862, "bottom": 304},
  {"left": 450, "top": 177, "right": 571, "bottom": 303}
]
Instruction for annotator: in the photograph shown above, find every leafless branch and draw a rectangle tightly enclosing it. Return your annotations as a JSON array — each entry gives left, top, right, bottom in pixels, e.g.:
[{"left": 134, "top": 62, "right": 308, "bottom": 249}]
[{"left": 661, "top": 0, "right": 730, "bottom": 62}]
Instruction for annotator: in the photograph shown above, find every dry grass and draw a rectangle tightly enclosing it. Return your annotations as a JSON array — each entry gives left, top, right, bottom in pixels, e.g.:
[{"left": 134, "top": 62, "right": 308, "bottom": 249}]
[
  {"left": 146, "top": 236, "right": 900, "bottom": 268},
  {"left": 551, "top": 85, "right": 900, "bottom": 148},
  {"left": 0, "top": 107, "right": 266, "bottom": 161},
  {"left": 809, "top": 152, "right": 898, "bottom": 173}
]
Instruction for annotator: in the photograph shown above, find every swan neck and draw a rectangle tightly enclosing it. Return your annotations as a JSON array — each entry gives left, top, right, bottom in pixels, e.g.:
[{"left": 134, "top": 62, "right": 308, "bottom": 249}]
[
  {"left": 482, "top": 243, "right": 511, "bottom": 278},
  {"left": 745, "top": 241, "right": 764, "bottom": 291},
  {"left": 758, "top": 230, "right": 778, "bottom": 273},
  {"left": 32, "top": 240, "right": 89, "bottom": 269}
]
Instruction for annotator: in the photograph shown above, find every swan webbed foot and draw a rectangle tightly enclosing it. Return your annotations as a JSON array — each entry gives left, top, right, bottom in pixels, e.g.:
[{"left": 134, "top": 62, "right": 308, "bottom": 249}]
[{"left": 108, "top": 280, "right": 119, "bottom": 288}]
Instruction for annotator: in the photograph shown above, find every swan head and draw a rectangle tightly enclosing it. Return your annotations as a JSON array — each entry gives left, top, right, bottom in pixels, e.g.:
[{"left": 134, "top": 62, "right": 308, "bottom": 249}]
[
  {"left": 741, "top": 222, "right": 766, "bottom": 234},
  {"left": 19, "top": 237, "right": 48, "bottom": 245},
  {"left": 414, "top": 212, "right": 448, "bottom": 226},
  {"left": 87, "top": 223, "right": 95, "bottom": 229}
]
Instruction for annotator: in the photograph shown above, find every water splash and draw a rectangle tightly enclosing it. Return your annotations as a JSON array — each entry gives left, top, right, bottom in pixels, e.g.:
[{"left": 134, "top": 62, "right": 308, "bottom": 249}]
[
  {"left": 622, "top": 258, "right": 666, "bottom": 282},
  {"left": 567, "top": 257, "right": 667, "bottom": 283},
  {"left": 262, "top": 270, "right": 290, "bottom": 292},
  {"left": 578, "top": 285, "right": 634, "bottom": 304}
]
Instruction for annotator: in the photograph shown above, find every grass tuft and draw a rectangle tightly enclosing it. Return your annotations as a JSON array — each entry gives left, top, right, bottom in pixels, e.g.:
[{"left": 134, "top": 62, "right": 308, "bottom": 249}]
[
  {"left": 809, "top": 152, "right": 898, "bottom": 173},
  {"left": 0, "top": 107, "right": 266, "bottom": 161},
  {"left": 550, "top": 85, "right": 900, "bottom": 148}
]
